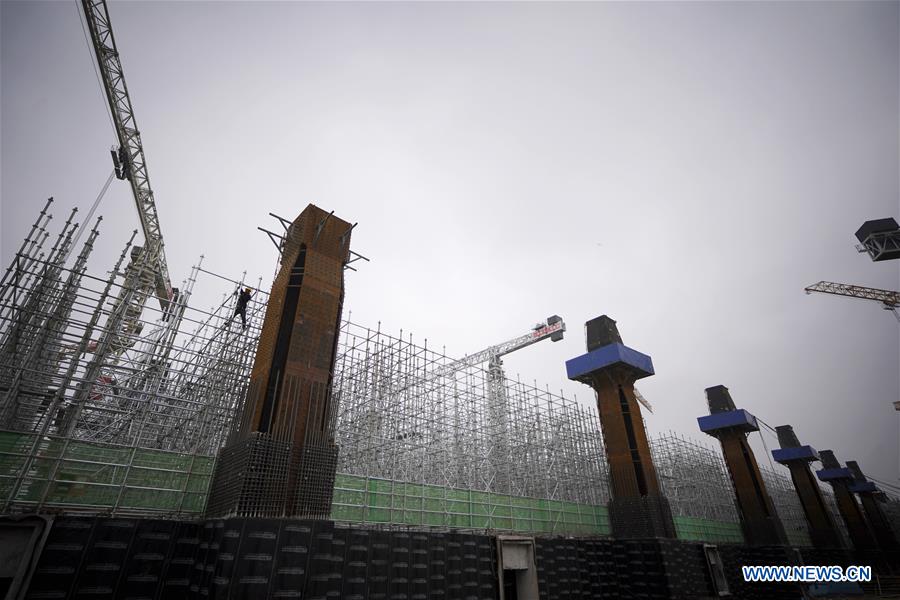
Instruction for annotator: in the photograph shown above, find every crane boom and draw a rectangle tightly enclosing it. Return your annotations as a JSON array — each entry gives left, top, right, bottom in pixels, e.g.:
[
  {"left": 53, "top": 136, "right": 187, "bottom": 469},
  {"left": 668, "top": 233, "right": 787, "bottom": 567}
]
[
  {"left": 428, "top": 316, "right": 565, "bottom": 385},
  {"left": 80, "top": 0, "right": 172, "bottom": 307},
  {"left": 460, "top": 317, "right": 565, "bottom": 369},
  {"left": 633, "top": 386, "right": 653, "bottom": 414},
  {"left": 384, "top": 316, "right": 565, "bottom": 399},
  {"left": 804, "top": 281, "right": 900, "bottom": 307},
  {"left": 805, "top": 280, "right": 900, "bottom": 323}
]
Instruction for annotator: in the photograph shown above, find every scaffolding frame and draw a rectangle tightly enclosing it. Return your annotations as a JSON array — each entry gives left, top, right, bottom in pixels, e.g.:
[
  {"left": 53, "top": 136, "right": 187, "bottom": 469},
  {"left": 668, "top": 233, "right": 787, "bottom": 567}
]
[
  {"left": 332, "top": 319, "right": 609, "bottom": 507},
  {"left": 0, "top": 200, "right": 265, "bottom": 514},
  {"left": 651, "top": 431, "right": 740, "bottom": 523},
  {"left": 0, "top": 199, "right": 893, "bottom": 544}
]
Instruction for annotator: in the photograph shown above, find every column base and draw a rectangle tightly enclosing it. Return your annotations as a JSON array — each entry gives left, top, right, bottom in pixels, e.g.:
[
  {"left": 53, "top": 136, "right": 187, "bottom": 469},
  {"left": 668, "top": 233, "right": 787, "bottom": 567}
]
[
  {"left": 206, "top": 431, "right": 337, "bottom": 519},
  {"left": 608, "top": 494, "right": 677, "bottom": 539}
]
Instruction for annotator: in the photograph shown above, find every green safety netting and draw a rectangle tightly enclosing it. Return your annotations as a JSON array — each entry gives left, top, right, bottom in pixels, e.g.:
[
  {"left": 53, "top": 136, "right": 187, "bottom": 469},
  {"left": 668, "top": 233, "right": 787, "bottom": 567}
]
[
  {"left": 673, "top": 515, "right": 744, "bottom": 544},
  {"left": 330, "top": 472, "right": 609, "bottom": 534},
  {"left": 2, "top": 431, "right": 750, "bottom": 543},
  {"left": 0, "top": 431, "right": 211, "bottom": 514},
  {"left": 330, "top": 474, "right": 748, "bottom": 542}
]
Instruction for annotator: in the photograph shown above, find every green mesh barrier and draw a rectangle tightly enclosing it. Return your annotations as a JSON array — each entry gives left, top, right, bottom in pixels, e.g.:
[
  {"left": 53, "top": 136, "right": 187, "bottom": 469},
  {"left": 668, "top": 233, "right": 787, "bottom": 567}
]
[
  {"left": 3, "top": 431, "right": 757, "bottom": 543},
  {"left": 331, "top": 472, "right": 612, "bottom": 535},
  {"left": 673, "top": 515, "right": 744, "bottom": 544},
  {"left": 0, "top": 431, "right": 212, "bottom": 515},
  {"left": 331, "top": 474, "right": 753, "bottom": 542}
]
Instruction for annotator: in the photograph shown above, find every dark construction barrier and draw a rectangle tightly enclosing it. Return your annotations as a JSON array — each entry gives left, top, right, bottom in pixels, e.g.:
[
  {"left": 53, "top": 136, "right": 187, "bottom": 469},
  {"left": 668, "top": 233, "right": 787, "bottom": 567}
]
[
  {"left": 533, "top": 537, "right": 802, "bottom": 600},
  {"left": 21, "top": 517, "right": 497, "bottom": 600},
  {"left": 17, "top": 515, "right": 899, "bottom": 599}
]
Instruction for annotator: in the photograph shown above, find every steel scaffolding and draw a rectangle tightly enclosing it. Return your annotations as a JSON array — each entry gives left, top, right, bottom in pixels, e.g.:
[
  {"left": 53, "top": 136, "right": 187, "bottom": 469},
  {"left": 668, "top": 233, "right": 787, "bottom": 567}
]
[
  {"left": 0, "top": 208, "right": 265, "bottom": 451},
  {"left": 0, "top": 200, "right": 266, "bottom": 514},
  {"left": 0, "top": 199, "right": 889, "bottom": 543},
  {"left": 332, "top": 319, "right": 609, "bottom": 507},
  {"left": 650, "top": 432, "right": 739, "bottom": 524}
]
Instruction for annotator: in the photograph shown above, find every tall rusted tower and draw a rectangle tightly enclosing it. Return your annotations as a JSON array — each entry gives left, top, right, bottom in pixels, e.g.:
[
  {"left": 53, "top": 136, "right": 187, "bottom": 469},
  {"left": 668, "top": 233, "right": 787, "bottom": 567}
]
[
  {"left": 566, "top": 316, "right": 676, "bottom": 538},
  {"left": 698, "top": 386, "right": 788, "bottom": 546},
  {"left": 771, "top": 425, "right": 844, "bottom": 549},
  {"left": 846, "top": 461, "right": 899, "bottom": 551},
  {"left": 207, "top": 204, "right": 354, "bottom": 518},
  {"left": 816, "top": 451, "right": 879, "bottom": 551}
]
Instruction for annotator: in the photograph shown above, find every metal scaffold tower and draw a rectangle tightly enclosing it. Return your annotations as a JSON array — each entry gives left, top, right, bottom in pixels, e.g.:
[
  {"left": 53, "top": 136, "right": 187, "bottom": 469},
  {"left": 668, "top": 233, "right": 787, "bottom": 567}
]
[
  {"left": 332, "top": 319, "right": 609, "bottom": 507},
  {"left": 1, "top": 199, "right": 97, "bottom": 433},
  {"left": 651, "top": 432, "right": 740, "bottom": 524},
  {"left": 0, "top": 200, "right": 266, "bottom": 515}
]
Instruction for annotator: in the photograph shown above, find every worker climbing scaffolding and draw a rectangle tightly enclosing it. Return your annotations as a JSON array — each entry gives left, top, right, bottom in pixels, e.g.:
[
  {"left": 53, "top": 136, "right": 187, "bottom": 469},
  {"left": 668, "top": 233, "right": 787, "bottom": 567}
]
[{"left": 233, "top": 287, "right": 253, "bottom": 329}]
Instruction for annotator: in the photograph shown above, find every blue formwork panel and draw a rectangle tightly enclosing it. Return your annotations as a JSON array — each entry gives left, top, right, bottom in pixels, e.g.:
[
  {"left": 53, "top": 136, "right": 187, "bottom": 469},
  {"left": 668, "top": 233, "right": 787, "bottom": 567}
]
[
  {"left": 772, "top": 445, "right": 819, "bottom": 464},
  {"left": 565, "top": 343, "right": 654, "bottom": 382},
  {"left": 697, "top": 409, "right": 759, "bottom": 434},
  {"left": 848, "top": 481, "right": 877, "bottom": 494},
  {"left": 816, "top": 468, "right": 852, "bottom": 482}
]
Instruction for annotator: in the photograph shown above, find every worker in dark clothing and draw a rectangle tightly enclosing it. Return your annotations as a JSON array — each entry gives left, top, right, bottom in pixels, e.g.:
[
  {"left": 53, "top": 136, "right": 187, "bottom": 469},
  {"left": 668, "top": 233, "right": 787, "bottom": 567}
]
[{"left": 233, "top": 287, "right": 252, "bottom": 329}]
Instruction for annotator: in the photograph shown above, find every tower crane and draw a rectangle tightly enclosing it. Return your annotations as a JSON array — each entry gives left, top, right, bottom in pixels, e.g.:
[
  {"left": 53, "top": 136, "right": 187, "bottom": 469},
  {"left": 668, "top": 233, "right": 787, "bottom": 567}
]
[
  {"left": 80, "top": 0, "right": 177, "bottom": 359},
  {"left": 434, "top": 316, "right": 651, "bottom": 411},
  {"left": 805, "top": 281, "right": 900, "bottom": 322},
  {"left": 388, "top": 314, "right": 653, "bottom": 411},
  {"left": 855, "top": 218, "right": 900, "bottom": 263},
  {"left": 428, "top": 316, "right": 567, "bottom": 493},
  {"left": 385, "top": 316, "right": 565, "bottom": 399},
  {"left": 437, "top": 315, "right": 566, "bottom": 385}
]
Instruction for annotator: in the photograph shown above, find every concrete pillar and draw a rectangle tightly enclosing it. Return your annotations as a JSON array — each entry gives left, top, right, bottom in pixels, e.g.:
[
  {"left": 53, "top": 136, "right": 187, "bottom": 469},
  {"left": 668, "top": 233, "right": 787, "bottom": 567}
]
[
  {"left": 206, "top": 204, "right": 354, "bottom": 518},
  {"left": 698, "top": 386, "right": 788, "bottom": 546},
  {"left": 846, "top": 461, "right": 899, "bottom": 551},
  {"left": 771, "top": 425, "right": 843, "bottom": 549},
  {"left": 816, "top": 451, "right": 879, "bottom": 551},
  {"left": 566, "top": 315, "right": 676, "bottom": 539}
]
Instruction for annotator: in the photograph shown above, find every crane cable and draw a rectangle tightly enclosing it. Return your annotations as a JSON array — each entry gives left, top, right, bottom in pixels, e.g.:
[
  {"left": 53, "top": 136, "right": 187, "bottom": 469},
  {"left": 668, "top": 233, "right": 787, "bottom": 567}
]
[
  {"left": 755, "top": 416, "right": 779, "bottom": 473},
  {"left": 71, "top": 169, "right": 116, "bottom": 252}
]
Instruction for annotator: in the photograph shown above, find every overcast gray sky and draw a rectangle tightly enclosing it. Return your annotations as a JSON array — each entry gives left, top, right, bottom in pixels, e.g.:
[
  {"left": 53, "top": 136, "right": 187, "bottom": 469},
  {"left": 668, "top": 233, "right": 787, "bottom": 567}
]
[{"left": 2, "top": 1, "right": 899, "bottom": 487}]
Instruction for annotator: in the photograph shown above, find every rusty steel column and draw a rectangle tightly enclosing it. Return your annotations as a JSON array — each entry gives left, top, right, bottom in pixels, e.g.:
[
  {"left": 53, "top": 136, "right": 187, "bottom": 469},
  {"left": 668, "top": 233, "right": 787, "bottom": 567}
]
[
  {"left": 566, "top": 315, "right": 676, "bottom": 538},
  {"left": 846, "top": 461, "right": 899, "bottom": 552},
  {"left": 771, "top": 425, "right": 844, "bottom": 549},
  {"left": 206, "top": 204, "right": 354, "bottom": 518},
  {"left": 816, "top": 451, "right": 879, "bottom": 551},
  {"left": 698, "top": 386, "right": 788, "bottom": 546}
]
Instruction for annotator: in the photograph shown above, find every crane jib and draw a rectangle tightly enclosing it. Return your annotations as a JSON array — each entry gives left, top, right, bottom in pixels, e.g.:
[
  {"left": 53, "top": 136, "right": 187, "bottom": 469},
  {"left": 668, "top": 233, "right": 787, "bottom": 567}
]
[
  {"left": 81, "top": 0, "right": 173, "bottom": 312},
  {"left": 531, "top": 322, "right": 564, "bottom": 338}
]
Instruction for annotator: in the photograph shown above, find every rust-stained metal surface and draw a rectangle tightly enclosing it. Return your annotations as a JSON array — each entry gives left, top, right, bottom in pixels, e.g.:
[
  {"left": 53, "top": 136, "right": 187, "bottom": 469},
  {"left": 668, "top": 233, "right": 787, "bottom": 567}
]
[{"left": 207, "top": 204, "right": 353, "bottom": 518}]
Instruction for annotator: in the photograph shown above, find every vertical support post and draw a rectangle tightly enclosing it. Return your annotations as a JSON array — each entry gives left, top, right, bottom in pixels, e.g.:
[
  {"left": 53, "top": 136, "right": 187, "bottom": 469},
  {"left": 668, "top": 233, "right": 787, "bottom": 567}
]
[
  {"left": 816, "top": 451, "right": 879, "bottom": 551},
  {"left": 771, "top": 425, "right": 844, "bottom": 548},
  {"left": 566, "top": 315, "right": 676, "bottom": 538},
  {"left": 206, "top": 204, "right": 353, "bottom": 519},
  {"left": 698, "top": 386, "right": 788, "bottom": 546},
  {"left": 845, "top": 460, "right": 899, "bottom": 551}
]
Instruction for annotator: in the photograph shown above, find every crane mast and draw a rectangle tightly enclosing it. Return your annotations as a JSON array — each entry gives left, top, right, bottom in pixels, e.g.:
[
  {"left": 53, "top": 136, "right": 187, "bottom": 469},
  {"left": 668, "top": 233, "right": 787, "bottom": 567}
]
[
  {"left": 458, "top": 316, "right": 565, "bottom": 494},
  {"left": 80, "top": 0, "right": 173, "bottom": 311}
]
